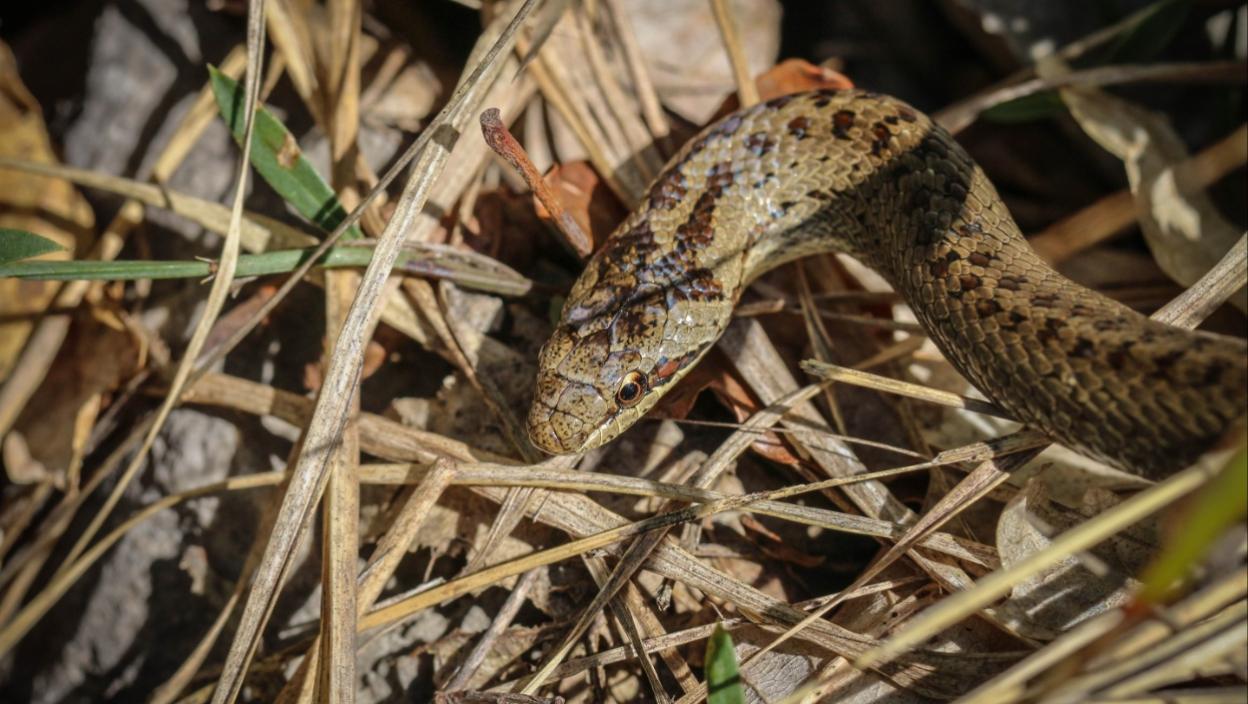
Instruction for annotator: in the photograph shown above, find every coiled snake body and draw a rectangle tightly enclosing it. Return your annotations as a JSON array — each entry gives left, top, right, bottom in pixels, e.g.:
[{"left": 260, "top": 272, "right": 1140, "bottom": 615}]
[{"left": 527, "top": 89, "right": 1247, "bottom": 478}]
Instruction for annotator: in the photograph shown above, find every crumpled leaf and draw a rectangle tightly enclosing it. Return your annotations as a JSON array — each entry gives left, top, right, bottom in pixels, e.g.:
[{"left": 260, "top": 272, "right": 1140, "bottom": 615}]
[
  {"left": 535, "top": 161, "right": 627, "bottom": 250},
  {"left": 2, "top": 307, "right": 142, "bottom": 487},
  {"left": 1040, "top": 58, "right": 1246, "bottom": 311},
  {"left": 996, "top": 478, "right": 1153, "bottom": 640},
  {"left": 621, "top": 0, "right": 781, "bottom": 124}
]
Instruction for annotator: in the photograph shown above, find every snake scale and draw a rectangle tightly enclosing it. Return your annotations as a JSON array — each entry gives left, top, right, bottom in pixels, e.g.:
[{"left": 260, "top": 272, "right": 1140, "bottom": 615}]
[{"left": 526, "top": 89, "right": 1247, "bottom": 478}]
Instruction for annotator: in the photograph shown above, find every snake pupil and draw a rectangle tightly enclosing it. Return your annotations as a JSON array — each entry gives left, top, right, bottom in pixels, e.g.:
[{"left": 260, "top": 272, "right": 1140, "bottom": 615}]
[{"left": 617, "top": 372, "right": 646, "bottom": 406}]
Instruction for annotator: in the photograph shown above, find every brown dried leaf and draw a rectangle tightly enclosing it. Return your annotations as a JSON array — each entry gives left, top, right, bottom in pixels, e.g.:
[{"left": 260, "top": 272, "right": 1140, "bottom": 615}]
[
  {"left": 0, "top": 42, "right": 95, "bottom": 379},
  {"left": 755, "top": 58, "right": 855, "bottom": 99},
  {"left": 1043, "top": 59, "right": 1246, "bottom": 311},
  {"left": 3, "top": 308, "right": 142, "bottom": 487},
  {"left": 995, "top": 478, "right": 1156, "bottom": 640},
  {"left": 715, "top": 58, "right": 855, "bottom": 117},
  {"left": 535, "top": 161, "right": 627, "bottom": 250}
]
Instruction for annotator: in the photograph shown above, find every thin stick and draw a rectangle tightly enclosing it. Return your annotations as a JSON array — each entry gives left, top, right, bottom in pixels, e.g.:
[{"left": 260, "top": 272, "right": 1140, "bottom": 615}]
[
  {"left": 481, "top": 107, "right": 593, "bottom": 256},
  {"left": 604, "top": 0, "right": 670, "bottom": 143},
  {"left": 709, "top": 0, "right": 758, "bottom": 107},
  {"left": 801, "top": 359, "right": 1014, "bottom": 421},
  {"left": 1152, "top": 233, "right": 1247, "bottom": 328},
  {"left": 937, "top": 61, "right": 1247, "bottom": 135}
]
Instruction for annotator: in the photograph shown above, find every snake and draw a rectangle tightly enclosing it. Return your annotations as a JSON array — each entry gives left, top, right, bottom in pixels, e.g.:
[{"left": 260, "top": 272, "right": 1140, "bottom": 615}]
[{"left": 526, "top": 89, "right": 1247, "bottom": 479}]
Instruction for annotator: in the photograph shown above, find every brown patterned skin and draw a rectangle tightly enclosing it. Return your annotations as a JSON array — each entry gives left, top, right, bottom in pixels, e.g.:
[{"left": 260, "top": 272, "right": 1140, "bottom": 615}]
[{"left": 527, "top": 89, "right": 1247, "bottom": 478}]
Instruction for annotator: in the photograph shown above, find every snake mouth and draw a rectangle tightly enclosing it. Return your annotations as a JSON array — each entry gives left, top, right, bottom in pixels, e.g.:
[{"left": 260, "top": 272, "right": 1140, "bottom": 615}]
[
  {"left": 525, "top": 396, "right": 564, "bottom": 454},
  {"left": 528, "top": 407, "right": 627, "bottom": 456},
  {"left": 526, "top": 415, "right": 568, "bottom": 455},
  {"left": 525, "top": 393, "right": 595, "bottom": 455},
  {"left": 526, "top": 384, "right": 620, "bottom": 455}
]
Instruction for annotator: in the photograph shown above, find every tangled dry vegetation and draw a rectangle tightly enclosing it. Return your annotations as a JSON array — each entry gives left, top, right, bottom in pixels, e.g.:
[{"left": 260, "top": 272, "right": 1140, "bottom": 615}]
[{"left": 0, "top": 0, "right": 1245, "bottom": 702}]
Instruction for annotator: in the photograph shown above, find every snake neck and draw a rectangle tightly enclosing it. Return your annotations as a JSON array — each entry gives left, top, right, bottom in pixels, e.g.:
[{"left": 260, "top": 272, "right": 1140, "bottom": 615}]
[{"left": 733, "top": 96, "right": 1246, "bottom": 476}]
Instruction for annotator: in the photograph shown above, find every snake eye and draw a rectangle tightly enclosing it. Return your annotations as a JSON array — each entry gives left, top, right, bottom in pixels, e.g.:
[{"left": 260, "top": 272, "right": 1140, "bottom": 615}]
[{"left": 615, "top": 371, "right": 647, "bottom": 407}]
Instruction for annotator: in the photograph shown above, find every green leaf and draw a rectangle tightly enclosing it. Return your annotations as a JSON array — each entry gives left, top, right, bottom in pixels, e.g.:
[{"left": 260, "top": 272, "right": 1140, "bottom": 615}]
[
  {"left": 0, "top": 243, "right": 532, "bottom": 297},
  {"left": 208, "top": 65, "right": 362, "bottom": 240},
  {"left": 984, "top": 0, "right": 1190, "bottom": 127},
  {"left": 1137, "top": 437, "right": 1248, "bottom": 605},
  {"left": 1102, "top": 0, "right": 1189, "bottom": 64},
  {"left": 0, "top": 229, "right": 66, "bottom": 265},
  {"left": 981, "top": 91, "right": 1068, "bottom": 124},
  {"left": 705, "top": 624, "right": 745, "bottom": 704}
]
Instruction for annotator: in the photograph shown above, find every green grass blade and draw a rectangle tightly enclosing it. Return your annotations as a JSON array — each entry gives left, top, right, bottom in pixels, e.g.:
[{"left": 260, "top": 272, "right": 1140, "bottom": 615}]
[
  {"left": 706, "top": 624, "right": 745, "bottom": 704},
  {"left": 0, "top": 229, "right": 66, "bottom": 265},
  {"left": 0, "top": 243, "right": 532, "bottom": 296},
  {"left": 982, "top": 91, "right": 1068, "bottom": 124},
  {"left": 0, "top": 259, "right": 213, "bottom": 280},
  {"left": 208, "top": 65, "right": 362, "bottom": 240},
  {"left": 0, "top": 250, "right": 337, "bottom": 281},
  {"left": 1137, "top": 438, "right": 1248, "bottom": 604}
]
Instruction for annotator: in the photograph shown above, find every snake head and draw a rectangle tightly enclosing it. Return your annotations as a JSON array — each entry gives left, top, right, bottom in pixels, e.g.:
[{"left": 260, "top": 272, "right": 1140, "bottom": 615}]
[
  {"left": 527, "top": 143, "right": 752, "bottom": 454},
  {"left": 526, "top": 321, "right": 646, "bottom": 455},
  {"left": 526, "top": 274, "right": 734, "bottom": 455}
]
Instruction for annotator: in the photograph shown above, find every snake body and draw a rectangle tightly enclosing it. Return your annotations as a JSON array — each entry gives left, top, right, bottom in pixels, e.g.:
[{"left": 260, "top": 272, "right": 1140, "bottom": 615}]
[{"left": 527, "top": 89, "right": 1247, "bottom": 478}]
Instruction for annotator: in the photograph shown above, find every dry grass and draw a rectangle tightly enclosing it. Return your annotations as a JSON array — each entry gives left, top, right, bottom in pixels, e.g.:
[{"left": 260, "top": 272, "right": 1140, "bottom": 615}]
[{"left": 0, "top": 1, "right": 1244, "bottom": 703}]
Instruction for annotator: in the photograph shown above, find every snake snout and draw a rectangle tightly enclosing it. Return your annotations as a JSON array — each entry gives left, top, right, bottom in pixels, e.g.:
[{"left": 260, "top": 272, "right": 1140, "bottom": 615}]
[
  {"left": 526, "top": 409, "right": 567, "bottom": 454},
  {"left": 526, "top": 373, "right": 608, "bottom": 455}
]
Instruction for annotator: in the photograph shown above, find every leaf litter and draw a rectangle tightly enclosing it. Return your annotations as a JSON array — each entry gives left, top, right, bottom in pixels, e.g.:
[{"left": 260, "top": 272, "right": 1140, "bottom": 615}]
[{"left": 0, "top": 1, "right": 1245, "bottom": 702}]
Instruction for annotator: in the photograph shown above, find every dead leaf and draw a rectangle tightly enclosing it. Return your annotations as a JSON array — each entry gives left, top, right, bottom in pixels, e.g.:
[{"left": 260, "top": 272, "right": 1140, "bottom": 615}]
[
  {"left": 1041, "top": 58, "right": 1246, "bottom": 311},
  {"left": 0, "top": 41, "right": 96, "bottom": 379},
  {"left": 756, "top": 58, "right": 855, "bottom": 98},
  {"left": 466, "top": 188, "right": 545, "bottom": 269},
  {"left": 3, "top": 307, "right": 141, "bottom": 488},
  {"left": 995, "top": 479, "right": 1151, "bottom": 640},
  {"left": 535, "top": 161, "right": 626, "bottom": 250},
  {"left": 620, "top": 0, "right": 781, "bottom": 124},
  {"left": 715, "top": 58, "right": 856, "bottom": 117}
]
